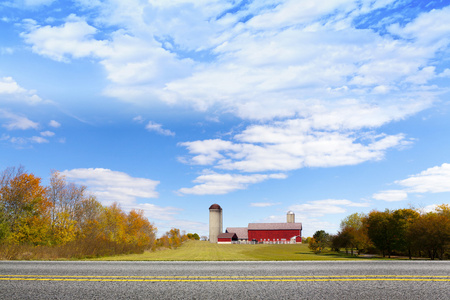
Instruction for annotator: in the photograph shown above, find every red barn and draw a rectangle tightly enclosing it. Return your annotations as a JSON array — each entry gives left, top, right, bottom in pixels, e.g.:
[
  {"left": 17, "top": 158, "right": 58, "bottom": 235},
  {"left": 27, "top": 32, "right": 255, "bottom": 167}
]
[
  {"left": 248, "top": 223, "right": 302, "bottom": 244},
  {"left": 214, "top": 208, "right": 302, "bottom": 244},
  {"left": 217, "top": 232, "right": 238, "bottom": 244}
]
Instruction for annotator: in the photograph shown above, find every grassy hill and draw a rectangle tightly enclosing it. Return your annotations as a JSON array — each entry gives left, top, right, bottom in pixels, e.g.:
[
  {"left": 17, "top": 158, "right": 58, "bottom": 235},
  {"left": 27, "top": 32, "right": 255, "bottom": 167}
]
[{"left": 94, "top": 240, "right": 361, "bottom": 261}]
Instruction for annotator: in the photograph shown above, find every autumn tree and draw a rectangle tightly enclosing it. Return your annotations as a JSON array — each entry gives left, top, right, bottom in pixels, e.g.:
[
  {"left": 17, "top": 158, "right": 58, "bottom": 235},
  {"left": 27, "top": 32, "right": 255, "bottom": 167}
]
[
  {"left": 390, "top": 208, "right": 419, "bottom": 259},
  {"left": 338, "top": 213, "right": 371, "bottom": 255},
  {"left": 47, "top": 171, "right": 88, "bottom": 245},
  {"left": 125, "top": 209, "right": 156, "bottom": 249},
  {"left": 366, "top": 210, "right": 396, "bottom": 257},
  {"left": 409, "top": 205, "right": 450, "bottom": 260},
  {"left": 106, "top": 203, "right": 126, "bottom": 242},
  {"left": 0, "top": 166, "right": 161, "bottom": 258},
  {"left": 0, "top": 168, "right": 52, "bottom": 245},
  {"left": 0, "top": 201, "right": 9, "bottom": 242},
  {"left": 186, "top": 233, "right": 200, "bottom": 240}
]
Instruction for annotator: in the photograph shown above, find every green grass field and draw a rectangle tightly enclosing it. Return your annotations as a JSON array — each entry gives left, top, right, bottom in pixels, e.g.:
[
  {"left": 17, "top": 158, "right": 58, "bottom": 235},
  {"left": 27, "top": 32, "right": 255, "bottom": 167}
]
[{"left": 93, "top": 240, "right": 363, "bottom": 261}]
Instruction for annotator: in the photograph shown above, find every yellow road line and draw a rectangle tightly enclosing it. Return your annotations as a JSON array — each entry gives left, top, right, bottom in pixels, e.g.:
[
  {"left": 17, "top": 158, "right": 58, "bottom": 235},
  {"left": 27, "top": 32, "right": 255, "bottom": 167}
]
[
  {"left": 1, "top": 274, "right": 449, "bottom": 279},
  {"left": 0, "top": 275, "right": 449, "bottom": 282},
  {"left": 1, "top": 278, "right": 449, "bottom": 282}
]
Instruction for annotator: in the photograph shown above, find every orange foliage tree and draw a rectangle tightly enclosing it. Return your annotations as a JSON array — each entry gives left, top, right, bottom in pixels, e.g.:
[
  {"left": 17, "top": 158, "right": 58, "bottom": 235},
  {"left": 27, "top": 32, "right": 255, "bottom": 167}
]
[
  {"left": 1, "top": 167, "right": 159, "bottom": 258},
  {"left": 0, "top": 168, "right": 52, "bottom": 245}
]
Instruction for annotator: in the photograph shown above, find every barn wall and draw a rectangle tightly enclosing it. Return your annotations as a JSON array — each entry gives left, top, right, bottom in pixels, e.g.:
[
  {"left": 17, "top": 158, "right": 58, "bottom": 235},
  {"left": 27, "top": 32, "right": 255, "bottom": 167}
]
[
  {"left": 248, "top": 229, "right": 301, "bottom": 242},
  {"left": 218, "top": 238, "right": 232, "bottom": 242}
]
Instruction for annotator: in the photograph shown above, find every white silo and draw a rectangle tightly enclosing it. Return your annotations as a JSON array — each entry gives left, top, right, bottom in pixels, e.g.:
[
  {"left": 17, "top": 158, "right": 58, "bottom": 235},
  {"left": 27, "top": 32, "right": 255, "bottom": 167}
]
[
  {"left": 287, "top": 211, "right": 295, "bottom": 223},
  {"left": 209, "top": 204, "right": 223, "bottom": 243}
]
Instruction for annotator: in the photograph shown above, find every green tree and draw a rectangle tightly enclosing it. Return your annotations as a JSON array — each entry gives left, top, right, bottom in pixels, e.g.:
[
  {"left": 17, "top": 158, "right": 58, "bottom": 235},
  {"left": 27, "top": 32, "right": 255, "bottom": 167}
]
[
  {"left": 0, "top": 202, "right": 11, "bottom": 242},
  {"left": 309, "top": 230, "right": 330, "bottom": 254},
  {"left": 366, "top": 210, "right": 393, "bottom": 257},
  {"left": 391, "top": 208, "right": 419, "bottom": 259}
]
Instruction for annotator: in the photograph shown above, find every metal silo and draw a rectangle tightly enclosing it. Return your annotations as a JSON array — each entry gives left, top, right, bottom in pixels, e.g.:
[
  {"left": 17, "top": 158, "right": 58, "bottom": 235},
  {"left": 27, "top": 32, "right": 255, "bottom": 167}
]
[
  {"left": 209, "top": 204, "right": 223, "bottom": 243},
  {"left": 287, "top": 211, "right": 295, "bottom": 223}
]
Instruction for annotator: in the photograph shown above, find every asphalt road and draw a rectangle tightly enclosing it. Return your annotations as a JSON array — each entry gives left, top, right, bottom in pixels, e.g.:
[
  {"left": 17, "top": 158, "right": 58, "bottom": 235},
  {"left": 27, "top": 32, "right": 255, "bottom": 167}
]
[{"left": 1, "top": 261, "right": 449, "bottom": 299}]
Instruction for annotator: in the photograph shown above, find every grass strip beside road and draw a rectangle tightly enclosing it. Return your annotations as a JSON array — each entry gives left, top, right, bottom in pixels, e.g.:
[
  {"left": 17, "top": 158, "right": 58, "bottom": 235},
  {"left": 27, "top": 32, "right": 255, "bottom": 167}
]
[{"left": 92, "top": 240, "right": 363, "bottom": 261}]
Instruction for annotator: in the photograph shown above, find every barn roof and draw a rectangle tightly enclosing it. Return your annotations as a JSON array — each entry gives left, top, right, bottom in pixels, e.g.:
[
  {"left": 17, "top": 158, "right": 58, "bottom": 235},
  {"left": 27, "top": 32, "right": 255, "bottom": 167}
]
[
  {"left": 226, "top": 227, "right": 248, "bottom": 239},
  {"left": 248, "top": 223, "right": 302, "bottom": 230},
  {"left": 218, "top": 232, "right": 237, "bottom": 239}
]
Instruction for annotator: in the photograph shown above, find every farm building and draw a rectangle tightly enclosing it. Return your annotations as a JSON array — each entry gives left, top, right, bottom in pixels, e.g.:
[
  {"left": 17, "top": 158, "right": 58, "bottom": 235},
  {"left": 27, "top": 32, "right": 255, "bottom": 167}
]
[
  {"left": 224, "top": 227, "right": 248, "bottom": 243},
  {"left": 209, "top": 204, "right": 302, "bottom": 244},
  {"left": 217, "top": 232, "right": 238, "bottom": 244},
  {"left": 246, "top": 222, "right": 302, "bottom": 244}
]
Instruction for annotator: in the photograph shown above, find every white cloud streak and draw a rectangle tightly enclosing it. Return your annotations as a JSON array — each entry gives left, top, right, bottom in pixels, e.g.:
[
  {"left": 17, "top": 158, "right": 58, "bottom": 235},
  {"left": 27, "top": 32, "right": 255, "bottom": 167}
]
[
  {"left": 178, "top": 171, "right": 287, "bottom": 195},
  {"left": 40, "top": 130, "right": 54, "bottom": 137},
  {"left": 373, "top": 163, "right": 450, "bottom": 202},
  {"left": 180, "top": 125, "right": 410, "bottom": 173},
  {"left": 61, "top": 168, "right": 160, "bottom": 204},
  {"left": 145, "top": 121, "right": 175, "bottom": 136},
  {"left": 60, "top": 168, "right": 186, "bottom": 222},
  {"left": 0, "top": 77, "right": 44, "bottom": 105},
  {"left": 0, "top": 109, "right": 39, "bottom": 130},
  {"left": 396, "top": 163, "right": 450, "bottom": 194},
  {"left": 372, "top": 189, "right": 408, "bottom": 202},
  {"left": 289, "top": 199, "right": 370, "bottom": 218},
  {"left": 49, "top": 120, "right": 60, "bottom": 128}
]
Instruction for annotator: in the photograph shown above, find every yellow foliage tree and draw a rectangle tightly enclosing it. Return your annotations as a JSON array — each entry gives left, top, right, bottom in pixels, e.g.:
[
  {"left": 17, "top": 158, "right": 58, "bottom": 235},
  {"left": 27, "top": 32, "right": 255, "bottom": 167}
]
[{"left": 1, "top": 172, "right": 52, "bottom": 245}]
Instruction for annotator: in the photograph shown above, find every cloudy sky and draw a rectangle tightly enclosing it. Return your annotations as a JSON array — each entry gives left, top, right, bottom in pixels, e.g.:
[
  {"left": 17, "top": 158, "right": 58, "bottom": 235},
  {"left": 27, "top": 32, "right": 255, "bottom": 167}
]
[{"left": 1, "top": 0, "right": 450, "bottom": 237}]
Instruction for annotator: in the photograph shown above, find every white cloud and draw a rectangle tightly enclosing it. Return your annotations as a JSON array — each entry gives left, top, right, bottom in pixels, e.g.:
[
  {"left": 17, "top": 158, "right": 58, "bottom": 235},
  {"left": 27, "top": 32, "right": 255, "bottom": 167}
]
[
  {"left": 145, "top": 121, "right": 175, "bottom": 136},
  {"left": 29, "top": 136, "right": 49, "bottom": 143},
  {"left": 61, "top": 168, "right": 160, "bottom": 205},
  {"left": 9, "top": 137, "right": 27, "bottom": 145},
  {"left": 289, "top": 199, "right": 370, "bottom": 218},
  {"left": 20, "top": 0, "right": 445, "bottom": 120},
  {"left": 21, "top": 14, "right": 111, "bottom": 62},
  {"left": 0, "top": 110, "right": 39, "bottom": 130},
  {"left": 59, "top": 168, "right": 185, "bottom": 222},
  {"left": 0, "top": 77, "right": 44, "bottom": 105},
  {"left": 125, "top": 203, "right": 182, "bottom": 222},
  {"left": 180, "top": 120, "right": 410, "bottom": 173},
  {"left": 396, "top": 163, "right": 450, "bottom": 194},
  {"left": 388, "top": 6, "right": 450, "bottom": 46},
  {"left": 49, "top": 120, "right": 60, "bottom": 128},
  {"left": 1, "top": 0, "right": 55, "bottom": 8},
  {"left": 24, "top": 0, "right": 55, "bottom": 6},
  {"left": 178, "top": 111, "right": 412, "bottom": 194},
  {"left": 178, "top": 171, "right": 287, "bottom": 195},
  {"left": 372, "top": 189, "right": 408, "bottom": 202},
  {"left": 40, "top": 130, "right": 54, "bottom": 137},
  {"left": 7, "top": 135, "right": 48, "bottom": 146},
  {"left": 133, "top": 115, "right": 144, "bottom": 123},
  {"left": 17, "top": 1, "right": 450, "bottom": 197},
  {"left": 373, "top": 163, "right": 450, "bottom": 202}
]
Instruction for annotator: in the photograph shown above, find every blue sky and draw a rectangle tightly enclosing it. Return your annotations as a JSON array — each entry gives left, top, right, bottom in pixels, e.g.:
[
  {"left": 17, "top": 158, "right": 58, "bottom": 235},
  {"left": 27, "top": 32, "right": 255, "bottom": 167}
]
[{"left": 1, "top": 0, "right": 450, "bottom": 237}]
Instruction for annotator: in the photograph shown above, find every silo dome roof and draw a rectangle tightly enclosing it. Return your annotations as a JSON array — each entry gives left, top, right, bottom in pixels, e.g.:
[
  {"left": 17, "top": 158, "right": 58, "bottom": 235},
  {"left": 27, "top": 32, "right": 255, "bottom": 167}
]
[
  {"left": 287, "top": 211, "right": 294, "bottom": 214},
  {"left": 209, "top": 204, "right": 222, "bottom": 210}
]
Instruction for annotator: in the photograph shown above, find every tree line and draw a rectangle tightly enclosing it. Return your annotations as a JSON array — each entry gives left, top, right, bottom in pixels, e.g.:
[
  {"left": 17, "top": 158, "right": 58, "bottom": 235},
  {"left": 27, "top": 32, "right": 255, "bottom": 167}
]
[
  {"left": 309, "top": 205, "right": 450, "bottom": 260},
  {"left": 0, "top": 166, "right": 198, "bottom": 259}
]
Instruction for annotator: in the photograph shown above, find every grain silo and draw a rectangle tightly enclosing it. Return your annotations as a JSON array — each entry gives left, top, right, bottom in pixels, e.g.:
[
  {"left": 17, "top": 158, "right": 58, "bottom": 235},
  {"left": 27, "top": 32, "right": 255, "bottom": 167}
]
[
  {"left": 287, "top": 211, "right": 295, "bottom": 223},
  {"left": 209, "top": 204, "right": 223, "bottom": 243}
]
